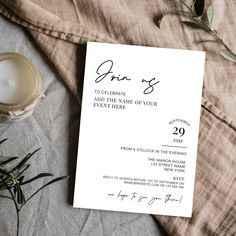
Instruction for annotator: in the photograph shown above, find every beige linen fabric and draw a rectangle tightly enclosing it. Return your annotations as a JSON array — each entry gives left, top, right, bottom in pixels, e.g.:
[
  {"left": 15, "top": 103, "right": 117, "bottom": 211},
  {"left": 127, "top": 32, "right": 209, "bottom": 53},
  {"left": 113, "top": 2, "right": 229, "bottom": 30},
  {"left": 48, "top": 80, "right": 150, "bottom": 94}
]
[{"left": 0, "top": 0, "right": 235, "bottom": 235}]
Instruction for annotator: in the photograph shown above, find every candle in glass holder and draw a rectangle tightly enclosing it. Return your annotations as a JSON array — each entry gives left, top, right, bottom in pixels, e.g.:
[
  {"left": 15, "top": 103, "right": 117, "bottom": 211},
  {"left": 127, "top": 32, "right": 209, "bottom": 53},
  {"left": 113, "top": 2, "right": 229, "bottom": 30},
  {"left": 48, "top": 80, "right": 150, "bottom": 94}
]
[{"left": 0, "top": 53, "right": 43, "bottom": 123}]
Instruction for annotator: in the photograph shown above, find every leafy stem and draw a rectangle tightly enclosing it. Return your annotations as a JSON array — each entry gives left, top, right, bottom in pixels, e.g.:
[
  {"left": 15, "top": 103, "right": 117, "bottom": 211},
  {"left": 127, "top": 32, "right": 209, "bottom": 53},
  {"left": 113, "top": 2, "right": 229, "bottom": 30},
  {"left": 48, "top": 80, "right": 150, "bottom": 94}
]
[
  {"left": 158, "top": 0, "right": 236, "bottom": 63},
  {"left": 7, "top": 187, "right": 20, "bottom": 236},
  {"left": 0, "top": 139, "right": 69, "bottom": 236},
  {"left": 0, "top": 175, "right": 20, "bottom": 236},
  {"left": 18, "top": 176, "right": 68, "bottom": 211}
]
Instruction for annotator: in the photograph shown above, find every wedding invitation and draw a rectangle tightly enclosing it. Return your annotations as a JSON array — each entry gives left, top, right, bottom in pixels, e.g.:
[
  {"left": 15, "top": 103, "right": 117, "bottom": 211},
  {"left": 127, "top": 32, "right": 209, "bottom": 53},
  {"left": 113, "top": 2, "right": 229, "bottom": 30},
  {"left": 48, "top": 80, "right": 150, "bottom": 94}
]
[{"left": 73, "top": 42, "right": 205, "bottom": 217}]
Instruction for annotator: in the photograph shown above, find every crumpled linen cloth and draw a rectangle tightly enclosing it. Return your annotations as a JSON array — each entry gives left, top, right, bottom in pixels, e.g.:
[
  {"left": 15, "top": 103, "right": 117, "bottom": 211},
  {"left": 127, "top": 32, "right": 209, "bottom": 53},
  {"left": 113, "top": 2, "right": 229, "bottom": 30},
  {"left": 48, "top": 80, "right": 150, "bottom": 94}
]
[{"left": 0, "top": 0, "right": 235, "bottom": 235}]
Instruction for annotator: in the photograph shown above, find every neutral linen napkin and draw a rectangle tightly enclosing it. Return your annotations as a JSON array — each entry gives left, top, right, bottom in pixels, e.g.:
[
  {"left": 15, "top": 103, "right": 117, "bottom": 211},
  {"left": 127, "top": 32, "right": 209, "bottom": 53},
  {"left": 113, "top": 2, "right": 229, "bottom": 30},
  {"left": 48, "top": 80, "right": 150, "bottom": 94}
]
[{"left": 0, "top": 0, "right": 235, "bottom": 235}]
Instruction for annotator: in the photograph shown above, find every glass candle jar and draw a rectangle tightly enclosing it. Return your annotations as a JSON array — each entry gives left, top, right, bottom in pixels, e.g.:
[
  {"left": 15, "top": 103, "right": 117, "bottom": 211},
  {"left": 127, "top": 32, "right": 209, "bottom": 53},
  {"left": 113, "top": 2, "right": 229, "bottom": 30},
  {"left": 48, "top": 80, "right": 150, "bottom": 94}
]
[{"left": 0, "top": 53, "right": 43, "bottom": 123}]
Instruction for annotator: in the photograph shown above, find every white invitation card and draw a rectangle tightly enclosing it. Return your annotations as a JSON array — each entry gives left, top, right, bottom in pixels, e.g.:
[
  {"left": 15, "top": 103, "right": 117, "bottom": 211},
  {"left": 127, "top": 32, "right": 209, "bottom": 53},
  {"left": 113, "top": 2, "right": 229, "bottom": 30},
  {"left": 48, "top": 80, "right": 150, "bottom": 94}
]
[{"left": 73, "top": 42, "right": 205, "bottom": 217}]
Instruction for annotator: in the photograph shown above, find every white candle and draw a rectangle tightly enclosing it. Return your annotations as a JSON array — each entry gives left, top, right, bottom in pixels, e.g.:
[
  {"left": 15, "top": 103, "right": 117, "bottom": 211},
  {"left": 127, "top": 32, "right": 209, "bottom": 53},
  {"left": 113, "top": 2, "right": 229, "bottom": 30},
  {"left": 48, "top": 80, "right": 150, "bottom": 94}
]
[
  {"left": 0, "top": 59, "right": 36, "bottom": 104},
  {"left": 0, "top": 59, "right": 18, "bottom": 104},
  {"left": 0, "top": 53, "right": 42, "bottom": 123}
]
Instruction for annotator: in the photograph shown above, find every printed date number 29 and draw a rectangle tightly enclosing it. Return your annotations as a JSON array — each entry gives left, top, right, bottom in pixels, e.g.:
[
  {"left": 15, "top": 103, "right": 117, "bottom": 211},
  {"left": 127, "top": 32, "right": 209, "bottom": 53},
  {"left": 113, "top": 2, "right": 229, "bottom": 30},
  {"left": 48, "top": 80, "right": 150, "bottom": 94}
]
[{"left": 173, "top": 127, "right": 185, "bottom": 143}]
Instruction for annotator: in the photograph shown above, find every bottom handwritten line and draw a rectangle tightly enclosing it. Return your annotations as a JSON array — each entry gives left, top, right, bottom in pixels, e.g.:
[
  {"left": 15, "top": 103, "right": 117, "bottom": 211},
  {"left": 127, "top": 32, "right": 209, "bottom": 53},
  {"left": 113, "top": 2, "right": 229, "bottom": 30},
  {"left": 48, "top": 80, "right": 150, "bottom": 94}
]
[{"left": 107, "top": 190, "right": 183, "bottom": 206}]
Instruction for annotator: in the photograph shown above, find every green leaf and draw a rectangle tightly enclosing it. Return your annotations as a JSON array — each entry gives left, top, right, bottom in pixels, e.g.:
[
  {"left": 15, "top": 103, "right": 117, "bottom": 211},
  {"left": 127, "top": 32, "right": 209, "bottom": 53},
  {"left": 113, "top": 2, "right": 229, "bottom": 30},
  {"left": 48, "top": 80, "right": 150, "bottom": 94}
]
[
  {"left": 0, "top": 184, "right": 6, "bottom": 190},
  {"left": 13, "top": 185, "right": 17, "bottom": 195},
  {"left": 16, "top": 185, "right": 25, "bottom": 204},
  {"left": 23, "top": 176, "right": 69, "bottom": 205},
  {"left": 220, "top": 49, "right": 236, "bottom": 63},
  {"left": 182, "top": 21, "right": 207, "bottom": 30},
  {"left": 192, "top": 0, "right": 205, "bottom": 16},
  {"left": 0, "top": 194, "right": 12, "bottom": 200},
  {"left": 0, "top": 139, "right": 8, "bottom": 145},
  {"left": 207, "top": 5, "right": 214, "bottom": 24},
  {"left": 12, "top": 148, "right": 40, "bottom": 171},
  {"left": 0, "top": 177, "right": 12, "bottom": 190},
  {"left": 18, "top": 164, "right": 30, "bottom": 176},
  {"left": 18, "top": 176, "right": 24, "bottom": 184},
  {"left": 0, "top": 168, "right": 11, "bottom": 177},
  {"left": 21, "top": 173, "right": 53, "bottom": 185},
  {"left": 0, "top": 156, "right": 18, "bottom": 165}
]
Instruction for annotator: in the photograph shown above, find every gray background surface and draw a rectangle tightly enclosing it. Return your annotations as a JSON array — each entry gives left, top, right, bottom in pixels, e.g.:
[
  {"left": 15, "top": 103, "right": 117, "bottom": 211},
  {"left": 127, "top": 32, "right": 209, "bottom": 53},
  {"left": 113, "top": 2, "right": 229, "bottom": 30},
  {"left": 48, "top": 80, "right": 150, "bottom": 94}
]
[{"left": 0, "top": 16, "right": 167, "bottom": 236}]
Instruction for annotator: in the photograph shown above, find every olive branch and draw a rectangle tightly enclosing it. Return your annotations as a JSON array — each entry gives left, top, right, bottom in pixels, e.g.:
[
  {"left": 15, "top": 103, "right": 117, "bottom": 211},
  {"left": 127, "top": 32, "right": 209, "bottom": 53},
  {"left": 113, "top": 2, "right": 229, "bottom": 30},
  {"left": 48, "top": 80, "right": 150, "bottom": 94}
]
[
  {"left": 0, "top": 139, "right": 68, "bottom": 236},
  {"left": 157, "top": 0, "right": 236, "bottom": 63}
]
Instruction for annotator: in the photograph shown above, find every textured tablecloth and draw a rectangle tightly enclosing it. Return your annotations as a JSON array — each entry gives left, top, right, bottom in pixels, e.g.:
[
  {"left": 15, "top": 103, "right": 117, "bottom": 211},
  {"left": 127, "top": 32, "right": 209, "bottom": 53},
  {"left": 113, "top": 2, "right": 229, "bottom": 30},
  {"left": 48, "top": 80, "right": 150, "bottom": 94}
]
[
  {"left": 0, "top": 16, "right": 166, "bottom": 236},
  {"left": 0, "top": 0, "right": 236, "bottom": 235}
]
